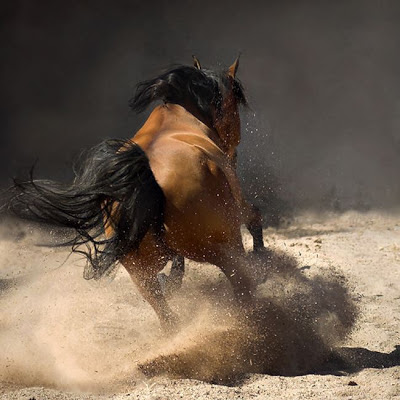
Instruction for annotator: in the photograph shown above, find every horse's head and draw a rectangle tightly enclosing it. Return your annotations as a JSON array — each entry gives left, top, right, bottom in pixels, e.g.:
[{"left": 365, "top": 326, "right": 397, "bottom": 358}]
[
  {"left": 129, "top": 58, "right": 247, "bottom": 159},
  {"left": 194, "top": 56, "right": 246, "bottom": 159}
]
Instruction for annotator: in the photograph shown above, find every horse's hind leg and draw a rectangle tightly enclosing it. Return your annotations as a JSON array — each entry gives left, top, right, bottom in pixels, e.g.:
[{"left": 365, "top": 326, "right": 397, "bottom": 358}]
[
  {"left": 212, "top": 245, "right": 256, "bottom": 306},
  {"left": 163, "top": 203, "right": 264, "bottom": 297},
  {"left": 132, "top": 268, "right": 178, "bottom": 331},
  {"left": 121, "top": 237, "right": 178, "bottom": 332}
]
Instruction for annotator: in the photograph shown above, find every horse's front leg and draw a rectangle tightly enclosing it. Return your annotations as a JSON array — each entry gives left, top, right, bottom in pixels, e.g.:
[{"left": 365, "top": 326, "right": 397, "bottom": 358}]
[{"left": 242, "top": 200, "right": 264, "bottom": 251}]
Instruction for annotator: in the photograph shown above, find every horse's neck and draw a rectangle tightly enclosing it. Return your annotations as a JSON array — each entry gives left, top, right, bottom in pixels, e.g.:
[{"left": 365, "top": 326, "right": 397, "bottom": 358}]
[{"left": 213, "top": 102, "right": 241, "bottom": 160}]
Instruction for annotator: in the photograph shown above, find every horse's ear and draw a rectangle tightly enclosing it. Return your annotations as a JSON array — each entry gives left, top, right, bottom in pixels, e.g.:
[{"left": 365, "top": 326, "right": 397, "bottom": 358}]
[
  {"left": 228, "top": 56, "right": 240, "bottom": 78},
  {"left": 192, "top": 55, "right": 202, "bottom": 70}
]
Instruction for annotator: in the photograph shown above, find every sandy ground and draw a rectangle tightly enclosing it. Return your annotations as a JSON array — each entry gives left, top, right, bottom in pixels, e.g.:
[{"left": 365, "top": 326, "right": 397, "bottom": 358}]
[{"left": 0, "top": 211, "right": 399, "bottom": 399}]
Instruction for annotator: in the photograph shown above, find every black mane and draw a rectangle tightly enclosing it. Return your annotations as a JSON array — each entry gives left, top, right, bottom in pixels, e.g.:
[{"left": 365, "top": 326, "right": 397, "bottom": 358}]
[{"left": 129, "top": 65, "right": 247, "bottom": 123}]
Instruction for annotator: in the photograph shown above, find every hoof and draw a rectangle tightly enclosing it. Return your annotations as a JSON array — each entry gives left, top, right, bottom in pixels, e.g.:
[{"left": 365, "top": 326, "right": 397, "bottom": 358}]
[{"left": 253, "top": 246, "right": 271, "bottom": 255}]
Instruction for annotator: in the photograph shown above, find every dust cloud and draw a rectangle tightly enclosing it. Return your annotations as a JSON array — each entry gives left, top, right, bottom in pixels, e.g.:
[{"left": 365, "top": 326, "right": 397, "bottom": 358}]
[
  {"left": 139, "top": 249, "right": 357, "bottom": 383},
  {"left": 0, "top": 222, "right": 358, "bottom": 390}
]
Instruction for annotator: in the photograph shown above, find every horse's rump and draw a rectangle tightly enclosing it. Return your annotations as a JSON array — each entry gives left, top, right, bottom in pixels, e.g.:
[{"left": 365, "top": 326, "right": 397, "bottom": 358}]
[{"left": 138, "top": 134, "right": 243, "bottom": 260}]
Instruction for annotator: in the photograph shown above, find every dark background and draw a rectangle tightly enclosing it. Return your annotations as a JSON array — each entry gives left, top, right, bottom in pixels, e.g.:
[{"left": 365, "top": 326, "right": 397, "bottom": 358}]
[{"left": 1, "top": 0, "right": 400, "bottom": 213}]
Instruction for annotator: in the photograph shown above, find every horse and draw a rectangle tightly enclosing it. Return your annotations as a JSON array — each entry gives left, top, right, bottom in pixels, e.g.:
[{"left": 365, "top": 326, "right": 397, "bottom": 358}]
[{"left": 8, "top": 57, "right": 265, "bottom": 331}]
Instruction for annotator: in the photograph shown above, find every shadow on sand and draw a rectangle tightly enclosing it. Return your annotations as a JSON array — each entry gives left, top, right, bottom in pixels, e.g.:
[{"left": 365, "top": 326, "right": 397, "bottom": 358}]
[
  {"left": 140, "top": 344, "right": 400, "bottom": 385},
  {"left": 324, "top": 345, "right": 400, "bottom": 375}
]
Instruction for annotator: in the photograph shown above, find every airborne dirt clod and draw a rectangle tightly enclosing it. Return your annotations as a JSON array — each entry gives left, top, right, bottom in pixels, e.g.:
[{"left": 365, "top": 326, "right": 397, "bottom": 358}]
[{"left": 0, "top": 211, "right": 399, "bottom": 400}]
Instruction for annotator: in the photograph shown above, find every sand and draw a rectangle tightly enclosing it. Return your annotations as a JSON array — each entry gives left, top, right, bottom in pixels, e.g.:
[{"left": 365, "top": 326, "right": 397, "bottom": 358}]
[{"left": 0, "top": 211, "right": 399, "bottom": 399}]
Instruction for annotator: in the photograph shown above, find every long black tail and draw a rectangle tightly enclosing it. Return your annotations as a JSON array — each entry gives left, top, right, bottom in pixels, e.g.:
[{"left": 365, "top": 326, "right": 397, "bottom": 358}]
[{"left": 7, "top": 139, "right": 165, "bottom": 279}]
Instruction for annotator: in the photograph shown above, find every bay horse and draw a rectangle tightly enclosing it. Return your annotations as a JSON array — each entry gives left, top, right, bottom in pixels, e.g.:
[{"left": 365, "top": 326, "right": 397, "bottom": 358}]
[{"left": 8, "top": 57, "right": 264, "bottom": 330}]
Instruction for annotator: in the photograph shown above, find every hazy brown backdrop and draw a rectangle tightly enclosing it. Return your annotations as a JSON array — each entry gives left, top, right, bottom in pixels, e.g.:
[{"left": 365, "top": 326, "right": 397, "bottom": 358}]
[{"left": 2, "top": 0, "right": 400, "bottom": 210}]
